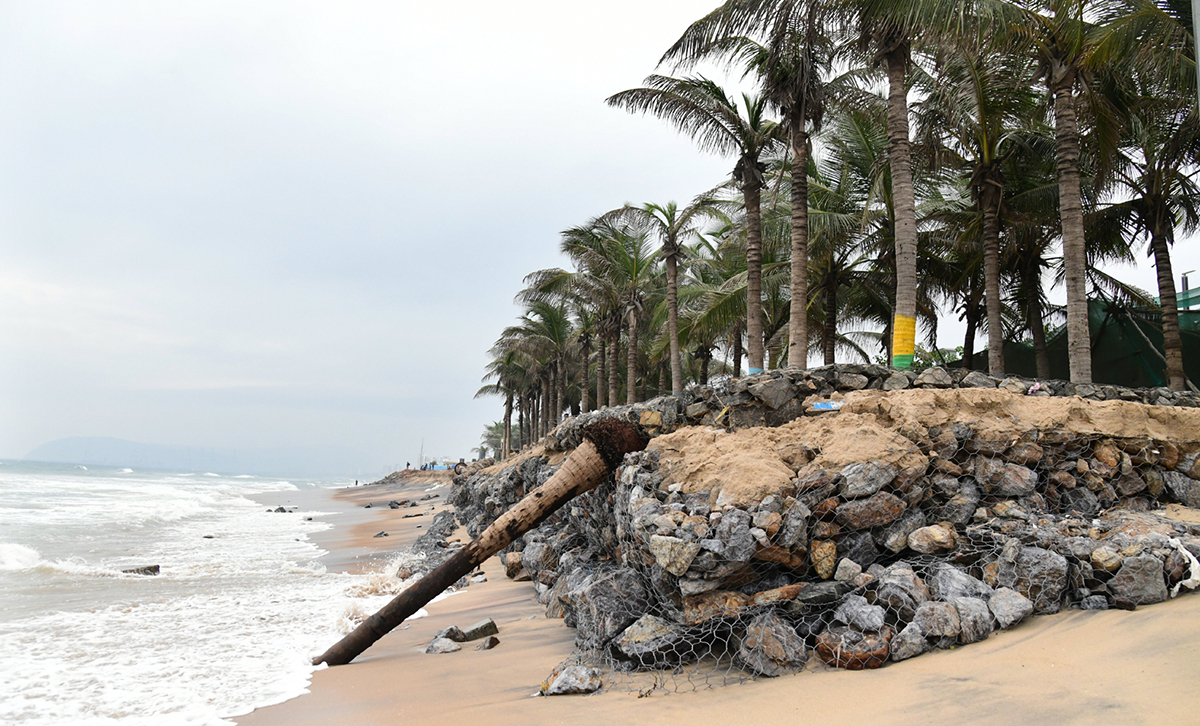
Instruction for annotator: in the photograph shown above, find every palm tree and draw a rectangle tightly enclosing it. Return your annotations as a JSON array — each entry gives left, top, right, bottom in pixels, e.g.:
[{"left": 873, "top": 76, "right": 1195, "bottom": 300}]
[{"left": 608, "top": 75, "right": 782, "bottom": 374}]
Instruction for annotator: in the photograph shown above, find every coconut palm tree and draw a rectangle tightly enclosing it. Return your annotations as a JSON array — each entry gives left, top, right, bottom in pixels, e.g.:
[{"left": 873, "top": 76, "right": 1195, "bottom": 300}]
[{"left": 608, "top": 75, "right": 783, "bottom": 374}]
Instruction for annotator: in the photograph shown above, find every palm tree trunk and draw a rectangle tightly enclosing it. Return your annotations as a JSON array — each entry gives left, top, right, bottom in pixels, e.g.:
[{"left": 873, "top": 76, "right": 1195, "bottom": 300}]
[
  {"left": 732, "top": 326, "right": 743, "bottom": 377},
  {"left": 626, "top": 311, "right": 639, "bottom": 404},
  {"left": 596, "top": 338, "right": 607, "bottom": 409},
  {"left": 1052, "top": 72, "right": 1092, "bottom": 383},
  {"left": 744, "top": 167, "right": 766, "bottom": 374},
  {"left": 541, "top": 379, "right": 550, "bottom": 438},
  {"left": 580, "top": 343, "right": 591, "bottom": 413},
  {"left": 787, "top": 121, "right": 810, "bottom": 370},
  {"left": 1024, "top": 263, "right": 1051, "bottom": 379},
  {"left": 502, "top": 393, "right": 513, "bottom": 460},
  {"left": 699, "top": 347, "right": 711, "bottom": 384},
  {"left": 884, "top": 46, "right": 918, "bottom": 371},
  {"left": 981, "top": 183, "right": 1005, "bottom": 376},
  {"left": 824, "top": 276, "right": 837, "bottom": 365},
  {"left": 608, "top": 330, "right": 620, "bottom": 407},
  {"left": 1151, "top": 228, "right": 1186, "bottom": 390},
  {"left": 666, "top": 252, "right": 684, "bottom": 394},
  {"left": 556, "top": 358, "right": 565, "bottom": 426}
]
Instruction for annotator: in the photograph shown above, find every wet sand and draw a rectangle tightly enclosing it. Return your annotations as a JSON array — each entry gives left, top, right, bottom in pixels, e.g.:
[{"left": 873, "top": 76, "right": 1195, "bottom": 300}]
[{"left": 239, "top": 479, "right": 1200, "bottom": 725}]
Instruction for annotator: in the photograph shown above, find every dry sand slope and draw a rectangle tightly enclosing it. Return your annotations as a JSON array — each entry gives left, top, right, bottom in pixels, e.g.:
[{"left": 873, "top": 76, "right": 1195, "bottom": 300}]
[{"left": 239, "top": 476, "right": 1200, "bottom": 726}]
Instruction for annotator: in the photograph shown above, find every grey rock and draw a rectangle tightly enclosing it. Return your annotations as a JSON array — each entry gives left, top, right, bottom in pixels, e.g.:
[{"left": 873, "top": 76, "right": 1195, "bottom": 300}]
[
  {"left": 876, "top": 508, "right": 926, "bottom": 553},
  {"left": 372, "top": 531, "right": 389, "bottom": 538},
  {"left": 1108, "top": 554, "right": 1168, "bottom": 607},
  {"left": 738, "top": 611, "right": 808, "bottom": 677},
  {"left": 928, "top": 562, "right": 994, "bottom": 601},
  {"left": 558, "top": 567, "right": 650, "bottom": 650},
  {"left": 988, "top": 587, "right": 1034, "bottom": 629},
  {"left": 614, "top": 614, "right": 687, "bottom": 665},
  {"left": 1163, "top": 471, "right": 1200, "bottom": 507},
  {"left": 474, "top": 635, "right": 500, "bottom": 650},
  {"left": 998, "top": 377, "right": 1028, "bottom": 394},
  {"left": 789, "top": 580, "right": 854, "bottom": 606},
  {"left": 1061, "top": 487, "right": 1100, "bottom": 517},
  {"left": 839, "top": 462, "right": 898, "bottom": 499},
  {"left": 974, "top": 458, "right": 1038, "bottom": 497},
  {"left": 834, "top": 594, "right": 886, "bottom": 632},
  {"left": 542, "top": 665, "right": 602, "bottom": 695},
  {"left": 678, "top": 577, "right": 721, "bottom": 596},
  {"left": 425, "top": 637, "right": 461, "bottom": 654},
  {"left": 648, "top": 535, "right": 701, "bottom": 576},
  {"left": 835, "top": 531, "right": 881, "bottom": 568},
  {"left": 913, "top": 601, "right": 961, "bottom": 639},
  {"left": 835, "top": 558, "right": 863, "bottom": 582},
  {"left": 776, "top": 501, "right": 811, "bottom": 551},
  {"left": 435, "top": 625, "right": 465, "bottom": 642},
  {"left": 951, "top": 596, "right": 993, "bottom": 644},
  {"left": 461, "top": 618, "right": 499, "bottom": 641},
  {"left": 749, "top": 378, "right": 796, "bottom": 410},
  {"left": 996, "top": 545, "right": 1068, "bottom": 615},
  {"left": 961, "top": 371, "right": 998, "bottom": 388},
  {"left": 883, "top": 372, "right": 911, "bottom": 391},
  {"left": 837, "top": 372, "right": 870, "bottom": 391},
  {"left": 916, "top": 367, "right": 953, "bottom": 388},
  {"left": 889, "top": 622, "right": 929, "bottom": 662},
  {"left": 715, "top": 508, "right": 756, "bottom": 562},
  {"left": 1080, "top": 595, "right": 1110, "bottom": 610}
]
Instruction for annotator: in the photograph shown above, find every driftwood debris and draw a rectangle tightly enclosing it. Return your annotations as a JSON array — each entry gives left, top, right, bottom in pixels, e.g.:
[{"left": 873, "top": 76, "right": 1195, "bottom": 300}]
[{"left": 313, "top": 418, "right": 647, "bottom": 667}]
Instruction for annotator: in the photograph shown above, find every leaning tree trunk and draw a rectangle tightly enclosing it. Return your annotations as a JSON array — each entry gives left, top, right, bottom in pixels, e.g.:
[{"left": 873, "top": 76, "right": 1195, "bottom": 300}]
[
  {"left": 744, "top": 164, "right": 766, "bottom": 374},
  {"left": 787, "top": 118, "right": 811, "bottom": 370},
  {"left": 981, "top": 181, "right": 1005, "bottom": 376},
  {"left": 1051, "top": 69, "right": 1092, "bottom": 383},
  {"left": 884, "top": 46, "right": 919, "bottom": 371},
  {"left": 312, "top": 419, "right": 648, "bottom": 667},
  {"left": 1151, "top": 228, "right": 1187, "bottom": 390},
  {"left": 666, "top": 250, "right": 684, "bottom": 395},
  {"left": 626, "top": 310, "right": 639, "bottom": 404},
  {"left": 608, "top": 329, "right": 620, "bottom": 407}
]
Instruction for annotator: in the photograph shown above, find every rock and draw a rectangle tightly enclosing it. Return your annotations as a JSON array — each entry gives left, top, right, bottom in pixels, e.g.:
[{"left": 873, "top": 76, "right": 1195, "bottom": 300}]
[
  {"left": 682, "top": 590, "right": 751, "bottom": 625},
  {"left": 541, "top": 665, "right": 602, "bottom": 695},
  {"left": 1163, "top": 471, "right": 1200, "bottom": 507},
  {"left": 749, "top": 583, "right": 807, "bottom": 607},
  {"left": 425, "top": 637, "right": 461, "bottom": 654},
  {"left": 835, "top": 558, "right": 862, "bottom": 582},
  {"left": 928, "top": 562, "right": 994, "bottom": 601},
  {"left": 613, "top": 614, "right": 686, "bottom": 665},
  {"left": 960, "top": 371, "right": 997, "bottom": 388},
  {"left": 1091, "top": 547, "right": 1123, "bottom": 573},
  {"left": 775, "top": 501, "right": 810, "bottom": 551},
  {"left": 913, "top": 601, "right": 961, "bottom": 639},
  {"left": 988, "top": 587, "right": 1034, "bottom": 629},
  {"left": 811, "top": 539, "right": 837, "bottom": 580},
  {"left": 876, "top": 509, "right": 926, "bottom": 553},
  {"left": 815, "top": 625, "right": 894, "bottom": 669},
  {"left": 789, "top": 580, "right": 854, "bottom": 606},
  {"left": 998, "top": 377, "right": 1027, "bottom": 394},
  {"left": 648, "top": 535, "right": 701, "bottom": 576},
  {"left": 522, "top": 542, "right": 558, "bottom": 574},
  {"left": 1094, "top": 442, "right": 1120, "bottom": 468},
  {"left": 907, "top": 524, "right": 956, "bottom": 554},
  {"left": 470, "top": 574, "right": 487, "bottom": 584},
  {"left": 838, "top": 462, "right": 898, "bottom": 499},
  {"left": 916, "top": 367, "right": 953, "bottom": 387},
  {"left": 974, "top": 458, "right": 1038, "bottom": 497},
  {"left": 812, "top": 521, "right": 842, "bottom": 539},
  {"left": 715, "top": 508, "right": 756, "bottom": 562},
  {"left": 835, "top": 491, "right": 907, "bottom": 530},
  {"left": 752, "top": 510, "right": 783, "bottom": 537},
  {"left": 951, "top": 597, "right": 993, "bottom": 644},
  {"left": 372, "top": 531, "right": 389, "bottom": 538},
  {"left": 996, "top": 545, "right": 1068, "bottom": 615},
  {"left": 121, "top": 565, "right": 160, "bottom": 576},
  {"left": 889, "top": 622, "right": 929, "bottom": 662},
  {"left": 1005, "top": 442, "right": 1045, "bottom": 466},
  {"left": 834, "top": 594, "right": 886, "bottom": 632},
  {"left": 748, "top": 378, "right": 796, "bottom": 410},
  {"left": 559, "top": 567, "right": 650, "bottom": 650},
  {"left": 461, "top": 618, "right": 499, "bottom": 641},
  {"left": 1061, "top": 487, "right": 1100, "bottom": 517},
  {"left": 274, "top": 506, "right": 288, "bottom": 513},
  {"left": 738, "top": 611, "right": 808, "bottom": 677},
  {"left": 835, "top": 531, "right": 881, "bottom": 568},
  {"left": 1080, "top": 595, "right": 1109, "bottom": 610},
  {"left": 474, "top": 636, "right": 500, "bottom": 651},
  {"left": 435, "top": 626, "right": 465, "bottom": 642},
  {"left": 1108, "top": 554, "right": 1168, "bottom": 607}
]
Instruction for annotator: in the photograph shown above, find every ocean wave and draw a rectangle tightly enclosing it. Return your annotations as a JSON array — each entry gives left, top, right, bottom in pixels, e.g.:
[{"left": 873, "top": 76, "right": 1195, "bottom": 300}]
[
  {"left": 117, "top": 468, "right": 133, "bottom": 474},
  {"left": 0, "top": 543, "right": 41, "bottom": 571}
]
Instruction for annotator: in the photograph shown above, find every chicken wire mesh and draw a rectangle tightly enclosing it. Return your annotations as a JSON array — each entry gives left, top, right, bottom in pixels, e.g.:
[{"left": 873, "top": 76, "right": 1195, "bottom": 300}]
[{"left": 487, "top": 416, "right": 1200, "bottom": 695}]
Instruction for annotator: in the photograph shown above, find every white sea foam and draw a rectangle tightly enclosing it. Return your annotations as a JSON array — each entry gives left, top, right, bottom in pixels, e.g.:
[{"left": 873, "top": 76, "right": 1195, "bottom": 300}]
[
  {"left": 117, "top": 468, "right": 133, "bottom": 473},
  {"left": 0, "top": 543, "right": 41, "bottom": 571}
]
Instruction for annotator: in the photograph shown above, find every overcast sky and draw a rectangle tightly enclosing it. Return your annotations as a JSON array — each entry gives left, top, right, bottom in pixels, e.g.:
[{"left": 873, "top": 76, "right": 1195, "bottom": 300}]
[{"left": 1, "top": 1, "right": 1195, "bottom": 473}]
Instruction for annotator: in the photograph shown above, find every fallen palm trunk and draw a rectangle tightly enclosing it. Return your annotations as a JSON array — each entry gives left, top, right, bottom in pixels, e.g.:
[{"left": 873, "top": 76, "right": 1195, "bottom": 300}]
[{"left": 313, "top": 418, "right": 647, "bottom": 666}]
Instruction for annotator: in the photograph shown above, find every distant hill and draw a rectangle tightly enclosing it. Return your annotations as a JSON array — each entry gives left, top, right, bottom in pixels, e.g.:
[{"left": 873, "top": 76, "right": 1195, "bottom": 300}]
[{"left": 24, "top": 437, "right": 379, "bottom": 479}]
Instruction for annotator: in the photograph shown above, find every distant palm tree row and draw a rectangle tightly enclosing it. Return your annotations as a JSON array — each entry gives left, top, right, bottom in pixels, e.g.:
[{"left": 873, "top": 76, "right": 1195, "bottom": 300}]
[{"left": 478, "top": 0, "right": 1198, "bottom": 459}]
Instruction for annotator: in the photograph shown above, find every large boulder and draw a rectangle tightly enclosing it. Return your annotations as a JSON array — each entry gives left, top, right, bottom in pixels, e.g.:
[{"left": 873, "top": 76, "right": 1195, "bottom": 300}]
[
  {"left": 835, "top": 492, "right": 907, "bottom": 530},
  {"left": 974, "top": 459, "right": 1038, "bottom": 497},
  {"left": 1163, "top": 471, "right": 1200, "bottom": 507},
  {"left": 833, "top": 594, "right": 886, "bottom": 632},
  {"left": 951, "top": 597, "right": 993, "bottom": 644},
  {"left": 996, "top": 545, "right": 1068, "bottom": 615},
  {"left": 559, "top": 567, "right": 650, "bottom": 650},
  {"left": 1108, "top": 554, "right": 1168, "bottom": 607},
  {"left": 927, "top": 562, "right": 994, "bottom": 601},
  {"left": 839, "top": 462, "right": 898, "bottom": 499},
  {"left": 815, "top": 626, "right": 894, "bottom": 670},
  {"left": 889, "top": 622, "right": 929, "bottom": 662},
  {"left": 988, "top": 587, "right": 1034, "bottom": 629},
  {"left": 613, "top": 614, "right": 688, "bottom": 666},
  {"left": 913, "top": 601, "right": 961, "bottom": 640},
  {"left": 738, "top": 612, "right": 808, "bottom": 677}
]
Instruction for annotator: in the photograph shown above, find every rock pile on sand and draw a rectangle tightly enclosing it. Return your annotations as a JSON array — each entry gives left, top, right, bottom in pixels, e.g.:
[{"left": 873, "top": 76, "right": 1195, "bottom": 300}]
[{"left": 450, "top": 367, "right": 1200, "bottom": 680}]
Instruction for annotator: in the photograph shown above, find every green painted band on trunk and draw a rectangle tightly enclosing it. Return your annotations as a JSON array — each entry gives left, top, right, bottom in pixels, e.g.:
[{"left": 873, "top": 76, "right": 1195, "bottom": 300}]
[{"left": 892, "top": 354, "right": 914, "bottom": 370}]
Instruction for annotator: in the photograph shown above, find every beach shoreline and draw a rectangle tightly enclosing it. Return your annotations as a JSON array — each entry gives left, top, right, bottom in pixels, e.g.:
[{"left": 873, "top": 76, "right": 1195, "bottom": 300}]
[{"left": 237, "top": 470, "right": 1200, "bottom": 726}]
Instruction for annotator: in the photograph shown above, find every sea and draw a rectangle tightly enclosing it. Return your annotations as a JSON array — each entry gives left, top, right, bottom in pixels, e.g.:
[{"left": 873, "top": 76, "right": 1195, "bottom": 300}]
[{"left": 0, "top": 460, "right": 416, "bottom": 725}]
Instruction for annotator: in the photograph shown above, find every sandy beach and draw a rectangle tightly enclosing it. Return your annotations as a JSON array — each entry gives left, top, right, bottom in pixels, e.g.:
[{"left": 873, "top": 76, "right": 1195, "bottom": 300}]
[{"left": 238, "top": 473, "right": 1200, "bottom": 726}]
